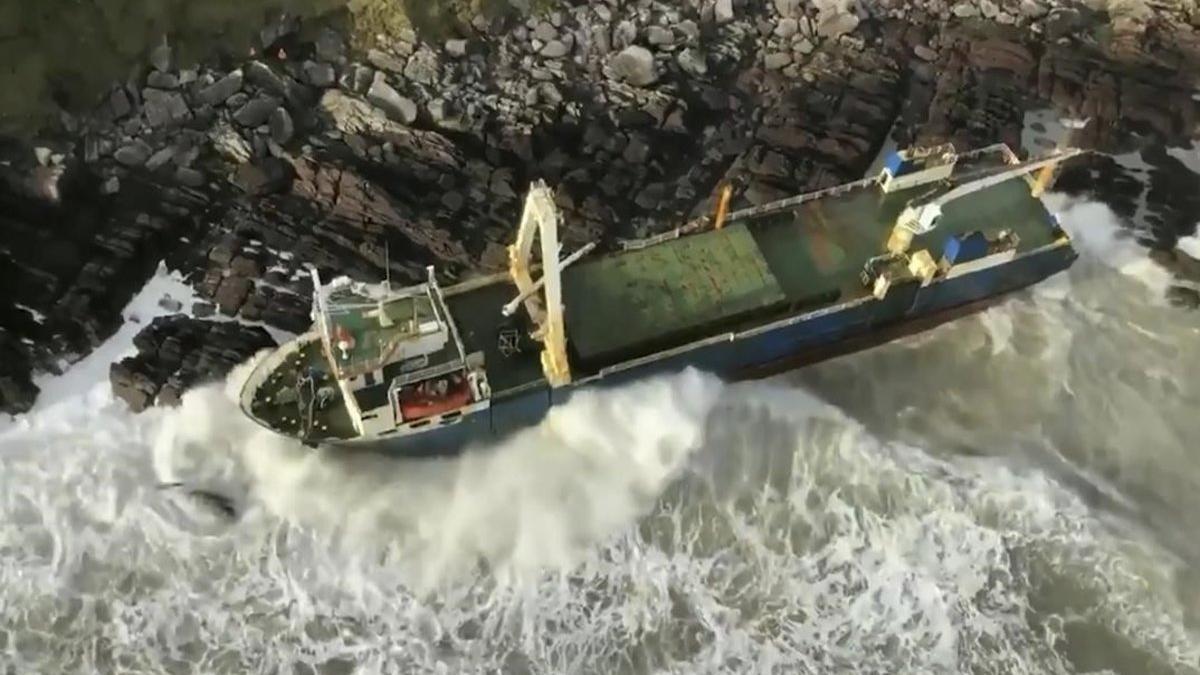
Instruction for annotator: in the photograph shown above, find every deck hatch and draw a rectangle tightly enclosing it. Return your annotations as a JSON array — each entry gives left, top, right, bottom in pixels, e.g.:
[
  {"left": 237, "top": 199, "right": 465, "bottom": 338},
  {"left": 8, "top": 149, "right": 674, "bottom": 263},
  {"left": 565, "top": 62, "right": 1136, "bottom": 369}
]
[{"left": 563, "top": 223, "right": 787, "bottom": 365}]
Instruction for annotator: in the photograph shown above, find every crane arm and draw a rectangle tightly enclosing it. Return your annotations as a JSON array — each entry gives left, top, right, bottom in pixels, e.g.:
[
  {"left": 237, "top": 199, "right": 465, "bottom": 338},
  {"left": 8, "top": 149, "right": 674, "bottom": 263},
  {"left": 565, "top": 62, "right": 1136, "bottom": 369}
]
[{"left": 899, "top": 148, "right": 1086, "bottom": 236}]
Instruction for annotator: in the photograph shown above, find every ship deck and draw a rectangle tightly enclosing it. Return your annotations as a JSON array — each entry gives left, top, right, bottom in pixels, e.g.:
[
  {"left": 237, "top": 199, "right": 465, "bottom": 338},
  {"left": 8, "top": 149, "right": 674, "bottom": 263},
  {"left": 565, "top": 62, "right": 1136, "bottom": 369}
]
[
  {"left": 747, "top": 167, "right": 1057, "bottom": 305},
  {"left": 558, "top": 151, "right": 1058, "bottom": 374},
  {"left": 438, "top": 151, "right": 1060, "bottom": 393},
  {"left": 246, "top": 336, "right": 360, "bottom": 442}
]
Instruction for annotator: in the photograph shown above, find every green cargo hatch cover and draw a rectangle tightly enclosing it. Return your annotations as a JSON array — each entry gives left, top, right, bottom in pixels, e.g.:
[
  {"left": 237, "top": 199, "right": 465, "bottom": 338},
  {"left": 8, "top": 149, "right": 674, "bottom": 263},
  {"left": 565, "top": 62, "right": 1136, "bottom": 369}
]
[{"left": 562, "top": 223, "right": 787, "bottom": 365}]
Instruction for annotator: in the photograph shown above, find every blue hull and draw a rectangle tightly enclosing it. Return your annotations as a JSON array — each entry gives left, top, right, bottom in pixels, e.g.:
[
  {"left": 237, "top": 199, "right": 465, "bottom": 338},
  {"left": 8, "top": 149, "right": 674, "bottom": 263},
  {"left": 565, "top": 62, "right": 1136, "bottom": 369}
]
[{"left": 337, "top": 243, "right": 1076, "bottom": 457}]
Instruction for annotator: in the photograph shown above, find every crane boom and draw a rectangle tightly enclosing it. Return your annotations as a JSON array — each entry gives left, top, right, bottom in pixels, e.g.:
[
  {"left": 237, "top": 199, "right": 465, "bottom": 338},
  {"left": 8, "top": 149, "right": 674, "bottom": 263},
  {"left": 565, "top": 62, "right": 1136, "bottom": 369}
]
[
  {"left": 886, "top": 147, "right": 1086, "bottom": 254},
  {"left": 922, "top": 148, "right": 1085, "bottom": 224}
]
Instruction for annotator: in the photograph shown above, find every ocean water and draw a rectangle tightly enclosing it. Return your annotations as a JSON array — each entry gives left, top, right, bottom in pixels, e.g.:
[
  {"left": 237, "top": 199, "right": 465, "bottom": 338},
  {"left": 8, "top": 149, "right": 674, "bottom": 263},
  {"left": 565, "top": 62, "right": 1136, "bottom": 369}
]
[{"left": 1, "top": 193, "right": 1199, "bottom": 675}]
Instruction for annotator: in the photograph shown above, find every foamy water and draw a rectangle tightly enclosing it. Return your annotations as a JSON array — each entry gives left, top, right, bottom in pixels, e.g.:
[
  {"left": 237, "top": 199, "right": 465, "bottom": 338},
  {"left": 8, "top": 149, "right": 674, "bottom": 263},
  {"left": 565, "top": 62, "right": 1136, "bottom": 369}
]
[{"left": 2, "top": 196, "right": 1199, "bottom": 674}]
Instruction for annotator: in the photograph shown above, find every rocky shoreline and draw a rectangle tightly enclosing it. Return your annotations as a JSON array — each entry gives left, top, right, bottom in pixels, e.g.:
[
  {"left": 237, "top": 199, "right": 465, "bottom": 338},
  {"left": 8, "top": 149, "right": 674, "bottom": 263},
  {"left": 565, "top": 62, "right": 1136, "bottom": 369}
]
[{"left": 2, "top": 0, "right": 1199, "bottom": 415}]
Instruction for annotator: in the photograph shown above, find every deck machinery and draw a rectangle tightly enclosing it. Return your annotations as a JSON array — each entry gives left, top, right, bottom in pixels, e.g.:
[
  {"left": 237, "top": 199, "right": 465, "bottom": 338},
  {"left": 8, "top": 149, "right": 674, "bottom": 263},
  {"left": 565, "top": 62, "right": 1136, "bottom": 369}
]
[{"left": 240, "top": 142, "right": 1084, "bottom": 453}]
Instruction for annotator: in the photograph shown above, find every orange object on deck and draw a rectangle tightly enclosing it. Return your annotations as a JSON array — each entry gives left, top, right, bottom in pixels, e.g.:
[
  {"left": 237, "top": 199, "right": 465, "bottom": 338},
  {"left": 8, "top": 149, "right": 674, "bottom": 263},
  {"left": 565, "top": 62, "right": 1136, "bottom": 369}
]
[{"left": 398, "top": 374, "right": 472, "bottom": 421}]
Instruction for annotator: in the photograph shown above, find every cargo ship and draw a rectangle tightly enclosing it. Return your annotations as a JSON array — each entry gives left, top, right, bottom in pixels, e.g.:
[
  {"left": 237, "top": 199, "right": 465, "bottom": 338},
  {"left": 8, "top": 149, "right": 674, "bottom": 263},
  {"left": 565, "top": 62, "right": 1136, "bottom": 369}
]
[{"left": 239, "top": 142, "right": 1083, "bottom": 454}]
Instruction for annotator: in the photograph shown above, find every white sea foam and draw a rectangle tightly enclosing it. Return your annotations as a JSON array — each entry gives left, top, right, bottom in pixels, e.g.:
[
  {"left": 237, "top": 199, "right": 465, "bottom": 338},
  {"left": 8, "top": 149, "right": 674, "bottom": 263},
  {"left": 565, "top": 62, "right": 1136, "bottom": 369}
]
[
  {"left": 2, "top": 199, "right": 1199, "bottom": 673},
  {"left": 1042, "top": 192, "right": 1174, "bottom": 297}
]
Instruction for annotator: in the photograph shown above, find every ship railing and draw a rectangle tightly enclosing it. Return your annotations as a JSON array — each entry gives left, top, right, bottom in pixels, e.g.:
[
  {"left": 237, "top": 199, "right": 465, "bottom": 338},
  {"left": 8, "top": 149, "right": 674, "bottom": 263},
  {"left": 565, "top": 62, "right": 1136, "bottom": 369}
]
[
  {"left": 237, "top": 331, "right": 320, "bottom": 421},
  {"left": 953, "top": 142, "right": 1020, "bottom": 165},
  {"left": 725, "top": 175, "right": 882, "bottom": 223},
  {"left": 616, "top": 144, "right": 1022, "bottom": 247},
  {"left": 618, "top": 220, "right": 708, "bottom": 251}
]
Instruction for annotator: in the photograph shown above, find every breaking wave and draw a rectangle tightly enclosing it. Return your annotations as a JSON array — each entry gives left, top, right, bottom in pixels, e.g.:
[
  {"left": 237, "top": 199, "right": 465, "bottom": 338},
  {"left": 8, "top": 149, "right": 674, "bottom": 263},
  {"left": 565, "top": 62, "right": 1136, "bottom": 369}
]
[{"left": 1, "top": 195, "right": 1198, "bottom": 673}]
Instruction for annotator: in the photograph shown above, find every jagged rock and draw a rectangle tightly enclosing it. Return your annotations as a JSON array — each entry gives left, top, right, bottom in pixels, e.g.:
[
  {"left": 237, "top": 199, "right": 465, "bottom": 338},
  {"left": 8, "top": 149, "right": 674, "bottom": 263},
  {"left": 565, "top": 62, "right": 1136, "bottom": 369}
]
[
  {"left": 111, "top": 316, "right": 276, "bottom": 411},
  {"left": 446, "top": 39, "right": 469, "bottom": 57},
  {"left": 428, "top": 98, "right": 470, "bottom": 132},
  {"left": 677, "top": 48, "right": 708, "bottom": 77},
  {"left": 198, "top": 69, "right": 244, "bottom": 106},
  {"left": 214, "top": 276, "right": 253, "bottom": 316},
  {"left": 608, "top": 46, "right": 659, "bottom": 87},
  {"left": 233, "top": 96, "right": 280, "bottom": 127},
  {"left": 367, "top": 49, "right": 407, "bottom": 74},
  {"left": 209, "top": 122, "right": 252, "bottom": 163},
  {"left": 404, "top": 49, "right": 440, "bottom": 85},
  {"left": 245, "top": 60, "right": 288, "bottom": 98},
  {"left": 143, "top": 89, "right": 190, "bottom": 127},
  {"left": 114, "top": 140, "right": 152, "bottom": 167},
  {"left": 367, "top": 74, "right": 418, "bottom": 125},
  {"left": 269, "top": 107, "right": 294, "bottom": 144}
]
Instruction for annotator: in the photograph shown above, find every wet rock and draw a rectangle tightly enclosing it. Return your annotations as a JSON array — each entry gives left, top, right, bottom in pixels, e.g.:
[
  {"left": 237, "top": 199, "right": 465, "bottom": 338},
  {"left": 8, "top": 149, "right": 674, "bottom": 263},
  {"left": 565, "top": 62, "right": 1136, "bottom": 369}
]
[
  {"left": 145, "top": 146, "right": 175, "bottom": 171},
  {"left": 233, "top": 96, "right": 280, "bottom": 127},
  {"left": 367, "top": 74, "right": 418, "bottom": 125},
  {"left": 233, "top": 157, "right": 294, "bottom": 195},
  {"left": 114, "top": 140, "right": 152, "bottom": 167},
  {"left": 269, "top": 107, "right": 294, "bottom": 145},
  {"left": 111, "top": 316, "right": 276, "bottom": 412},
  {"left": 198, "top": 69, "right": 244, "bottom": 106},
  {"left": 608, "top": 46, "right": 659, "bottom": 87},
  {"left": 214, "top": 276, "right": 253, "bottom": 316},
  {"left": 245, "top": 61, "right": 287, "bottom": 98},
  {"left": 174, "top": 167, "right": 205, "bottom": 188}
]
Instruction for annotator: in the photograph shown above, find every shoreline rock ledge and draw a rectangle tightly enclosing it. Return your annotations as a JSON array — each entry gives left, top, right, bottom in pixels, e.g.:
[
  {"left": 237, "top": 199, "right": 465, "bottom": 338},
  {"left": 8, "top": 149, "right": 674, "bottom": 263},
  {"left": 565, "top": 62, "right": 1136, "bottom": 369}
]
[{"left": 1, "top": 0, "right": 1199, "bottom": 415}]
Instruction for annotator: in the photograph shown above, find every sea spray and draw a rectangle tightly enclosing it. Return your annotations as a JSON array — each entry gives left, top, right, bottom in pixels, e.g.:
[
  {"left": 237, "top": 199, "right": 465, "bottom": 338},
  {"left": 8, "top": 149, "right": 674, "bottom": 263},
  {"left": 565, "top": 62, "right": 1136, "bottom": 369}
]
[
  {"left": 149, "top": 360, "right": 725, "bottom": 588},
  {"left": 3, "top": 198, "right": 1200, "bottom": 672}
]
